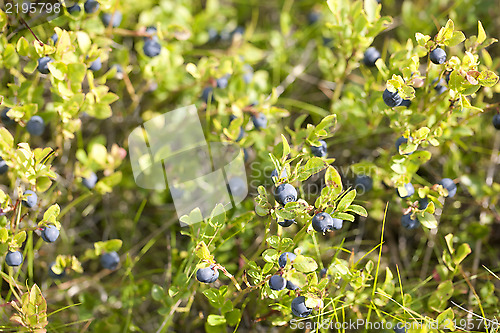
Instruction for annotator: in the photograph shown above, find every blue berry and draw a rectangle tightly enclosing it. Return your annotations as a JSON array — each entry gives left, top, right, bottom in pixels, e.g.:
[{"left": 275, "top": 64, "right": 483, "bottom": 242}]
[
  {"left": 1, "top": 108, "right": 15, "bottom": 126},
  {"left": 51, "top": 33, "right": 58, "bottom": 44},
  {"left": 102, "top": 11, "right": 122, "bottom": 27},
  {"left": 312, "top": 212, "right": 334, "bottom": 233},
  {"left": 274, "top": 183, "right": 297, "bottom": 205},
  {"left": 48, "top": 262, "right": 66, "bottom": 279},
  {"left": 144, "top": 26, "right": 158, "bottom": 41},
  {"left": 88, "top": 57, "right": 102, "bottom": 71},
  {"left": 5, "top": 251, "right": 23, "bottom": 267},
  {"left": 401, "top": 214, "right": 420, "bottom": 230},
  {"left": 252, "top": 113, "right": 267, "bottom": 130},
  {"left": 278, "top": 219, "right": 294, "bottom": 227},
  {"left": 144, "top": 39, "right": 161, "bottom": 58},
  {"left": 84, "top": 0, "right": 99, "bottom": 13},
  {"left": 393, "top": 322, "right": 407, "bottom": 333},
  {"left": 432, "top": 78, "right": 447, "bottom": 94},
  {"left": 363, "top": 47, "right": 381, "bottom": 67},
  {"left": 67, "top": 4, "right": 81, "bottom": 14},
  {"left": 271, "top": 168, "right": 288, "bottom": 179},
  {"left": 383, "top": 89, "right": 403, "bottom": 107},
  {"left": 355, "top": 175, "right": 373, "bottom": 193},
  {"left": 291, "top": 296, "right": 312, "bottom": 317},
  {"left": 418, "top": 197, "right": 429, "bottom": 210},
  {"left": 37, "top": 57, "right": 53, "bottom": 74},
  {"left": 243, "top": 64, "right": 253, "bottom": 84},
  {"left": 41, "top": 225, "right": 59, "bottom": 243},
  {"left": 398, "top": 183, "right": 415, "bottom": 198},
  {"left": 439, "top": 178, "right": 457, "bottom": 198},
  {"left": 311, "top": 140, "right": 327, "bottom": 158},
  {"left": 269, "top": 275, "right": 286, "bottom": 291},
  {"left": 307, "top": 11, "right": 321, "bottom": 25},
  {"left": 26, "top": 115, "right": 45, "bottom": 136},
  {"left": 196, "top": 264, "right": 219, "bottom": 283},
  {"left": 493, "top": 114, "right": 500, "bottom": 130},
  {"left": 278, "top": 252, "right": 296, "bottom": 268},
  {"left": 395, "top": 136, "right": 413, "bottom": 155},
  {"left": 400, "top": 99, "right": 411, "bottom": 107},
  {"left": 216, "top": 75, "right": 230, "bottom": 89},
  {"left": 101, "top": 251, "right": 120, "bottom": 270},
  {"left": 201, "top": 87, "right": 214, "bottom": 103},
  {"left": 319, "top": 268, "right": 328, "bottom": 278},
  {"left": 430, "top": 47, "right": 447, "bottom": 65},
  {"left": 0, "top": 157, "right": 8, "bottom": 175},
  {"left": 82, "top": 172, "right": 98, "bottom": 189},
  {"left": 331, "top": 216, "right": 343, "bottom": 230},
  {"left": 22, "top": 190, "right": 38, "bottom": 208},
  {"left": 286, "top": 280, "right": 299, "bottom": 290}
]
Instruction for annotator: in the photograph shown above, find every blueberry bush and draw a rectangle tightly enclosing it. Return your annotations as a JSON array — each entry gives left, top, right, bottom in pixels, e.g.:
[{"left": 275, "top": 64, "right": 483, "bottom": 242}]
[{"left": 1, "top": 0, "right": 500, "bottom": 332}]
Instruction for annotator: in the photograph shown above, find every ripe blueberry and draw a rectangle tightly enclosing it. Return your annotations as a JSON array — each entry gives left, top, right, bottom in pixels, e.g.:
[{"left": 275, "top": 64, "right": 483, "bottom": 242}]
[
  {"left": 430, "top": 47, "right": 447, "bottom": 65},
  {"left": 307, "top": 11, "right": 321, "bottom": 25},
  {"left": 26, "top": 115, "right": 45, "bottom": 136},
  {"left": 41, "top": 225, "right": 60, "bottom": 243},
  {"left": 216, "top": 75, "right": 230, "bottom": 89},
  {"left": 196, "top": 264, "right": 219, "bottom": 283},
  {"left": 363, "top": 47, "right": 381, "bottom": 67},
  {"left": 432, "top": 78, "right": 447, "bottom": 94},
  {"left": 88, "top": 57, "right": 102, "bottom": 71},
  {"left": 319, "top": 268, "right": 327, "bottom": 279},
  {"left": 84, "top": 0, "right": 99, "bottom": 13},
  {"left": 400, "top": 99, "right": 411, "bottom": 107},
  {"left": 269, "top": 275, "right": 287, "bottom": 291},
  {"left": 5, "top": 251, "right": 23, "bottom": 267},
  {"left": 393, "top": 323, "right": 407, "bottom": 333},
  {"left": 51, "top": 33, "right": 58, "bottom": 44},
  {"left": 48, "top": 262, "right": 66, "bottom": 279},
  {"left": 67, "top": 4, "right": 81, "bottom": 14},
  {"left": 355, "top": 175, "right": 373, "bottom": 193},
  {"left": 1, "top": 108, "right": 15, "bottom": 126},
  {"left": 311, "top": 140, "right": 327, "bottom": 158},
  {"left": 102, "top": 11, "right": 122, "bottom": 27},
  {"left": 312, "top": 212, "right": 334, "bottom": 233},
  {"left": 401, "top": 213, "right": 420, "bottom": 230},
  {"left": 383, "top": 89, "right": 403, "bottom": 107},
  {"left": 22, "top": 190, "right": 38, "bottom": 208},
  {"left": 101, "top": 251, "right": 120, "bottom": 270},
  {"left": 286, "top": 280, "right": 299, "bottom": 290},
  {"left": 144, "top": 39, "right": 162, "bottom": 58},
  {"left": 274, "top": 183, "right": 297, "bottom": 205},
  {"left": 144, "top": 26, "right": 158, "bottom": 41},
  {"left": 0, "top": 157, "right": 8, "bottom": 175},
  {"left": 291, "top": 296, "right": 312, "bottom": 317},
  {"left": 82, "top": 172, "right": 98, "bottom": 189},
  {"left": 252, "top": 113, "right": 267, "bottom": 130},
  {"left": 395, "top": 136, "right": 413, "bottom": 155},
  {"left": 278, "top": 252, "right": 296, "bottom": 268},
  {"left": 493, "top": 114, "right": 500, "bottom": 130},
  {"left": 278, "top": 219, "right": 294, "bottom": 227},
  {"left": 439, "top": 178, "right": 457, "bottom": 198},
  {"left": 271, "top": 168, "right": 288, "bottom": 179},
  {"left": 398, "top": 183, "right": 415, "bottom": 198},
  {"left": 418, "top": 197, "right": 429, "bottom": 210},
  {"left": 37, "top": 57, "right": 53, "bottom": 74}
]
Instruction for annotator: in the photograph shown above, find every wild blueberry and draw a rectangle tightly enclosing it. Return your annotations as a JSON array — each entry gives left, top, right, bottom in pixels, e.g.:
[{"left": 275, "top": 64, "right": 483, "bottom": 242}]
[
  {"left": 322, "top": 37, "right": 334, "bottom": 46},
  {"left": 278, "top": 252, "right": 296, "bottom": 268},
  {"left": 278, "top": 219, "right": 294, "bottom": 227},
  {"left": 307, "top": 11, "right": 321, "bottom": 25},
  {"left": 1, "top": 108, "right": 15, "bottom": 126},
  {"left": 493, "top": 114, "right": 500, "bottom": 130},
  {"left": 393, "top": 323, "right": 407, "bottom": 333},
  {"left": 37, "top": 56, "right": 53, "bottom": 74},
  {"left": 48, "top": 262, "right": 66, "bottom": 279},
  {"left": 319, "top": 268, "right": 327, "bottom": 278},
  {"left": 383, "top": 89, "right": 403, "bottom": 107},
  {"left": 430, "top": 47, "right": 447, "bottom": 65},
  {"left": 312, "top": 212, "right": 334, "bottom": 233},
  {"left": 0, "top": 157, "right": 8, "bottom": 175},
  {"left": 144, "top": 39, "right": 162, "bottom": 58},
  {"left": 418, "top": 197, "right": 429, "bottom": 210},
  {"left": 363, "top": 47, "right": 381, "bottom": 67},
  {"left": 331, "top": 216, "right": 343, "bottom": 230},
  {"left": 102, "top": 11, "right": 122, "bottom": 27},
  {"left": 398, "top": 183, "right": 415, "bottom": 198},
  {"left": 400, "top": 99, "right": 411, "bottom": 107},
  {"left": 22, "top": 190, "right": 38, "bottom": 208},
  {"left": 432, "top": 78, "right": 447, "bottom": 94},
  {"left": 88, "top": 57, "right": 102, "bottom": 71},
  {"left": 201, "top": 87, "right": 214, "bottom": 103},
  {"left": 84, "top": 0, "right": 99, "bottom": 13},
  {"left": 26, "top": 115, "right": 45, "bottom": 136},
  {"left": 401, "top": 213, "right": 420, "bottom": 230},
  {"left": 291, "top": 296, "right": 312, "bottom": 317},
  {"left": 311, "top": 140, "right": 327, "bottom": 158},
  {"left": 216, "top": 75, "right": 230, "bottom": 89},
  {"left": 5, "top": 251, "right": 23, "bottom": 267},
  {"left": 144, "top": 26, "right": 158, "bottom": 41},
  {"left": 51, "top": 33, "right": 58, "bottom": 44},
  {"left": 355, "top": 175, "right": 373, "bottom": 193},
  {"left": 41, "top": 225, "right": 60, "bottom": 243},
  {"left": 439, "top": 178, "right": 457, "bottom": 198},
  {"left": 271, "top": 168, "right": 289, "bottom": 179},
  {"left": 252, "top": 113, "right": 267, "bottom": 130},
  {"left": 67, "top": 4, "right": 81, "bottom": 14},
  {"left": 243, "top": 64, "right": 253, "bottom": 84},
  {"left": 395, "top": 136, "right": 413, "bottom": 155},
  {"left": 196, "top": 264, "right": 219, "bottom": 283},
  {"left": 286, "top": 280, "right": 299, "bottom": 290},
  {"left": 274, "top": 183, "right": 297, "bottom": 205},
  {"left": 227, "top": 176, "right": 247, "bottom": 198},
  {"left": 269, "top": 275, "right": 287, "bottom": 291},
  {"left": 101, "top": 251, "right": 120, "bottom": 270},
  {"left": 82, "top": 172, "right": 98, "bottom": 189}
]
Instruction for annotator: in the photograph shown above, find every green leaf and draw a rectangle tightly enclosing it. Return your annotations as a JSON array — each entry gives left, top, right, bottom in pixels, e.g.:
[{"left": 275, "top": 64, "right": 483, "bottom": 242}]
[
  {"left": 428, "top": 280, "right": 454, "bottom": 312},
  {"left": 332, "top": 212, "right": 355, "bottom": 222},
  {"left": 298, "top": 157, "right": 327, "bottom": 181},
  {"left": 225, "top": 309, "right": 242, "bottom": 326},
  {"left": 436, "top": 19, "right": 454, "bottom": 43},
  {"left": 415, "top": 32, "right": 431, "bottom": 46},
  {"left": 104, "top": 239, "right": 122, "bottom": 252},
  {"left": 293, "top": 255, "right": 318, "bottom": 273},
  {"left": 453, "top": 243, "right": 471, "bottom": 266},
  {"left": 346, "top": 204, "right": 368, "bottom": 217},
  {"left": 325, "top": 166, "right": 343, "bottom": 196},
  {"left": 262, "top": 249, "right": 278, "bottom": 263},
  {"left": 418, "top": 212, "right": 437, "bottom": 229},
  {"left": 477, "top": 70, "right": 499, "bottom": 87},
  {"left": 0, "top": 228, "right": 8, "bottom": 243},
  {"left": 336, "top": 189, "right": 356, "bottom": 212},
  {"left": 444, "top": 31, "right": 465, "bottom": 47},
  {"left": 209, "top": 204, "right": 225, "bottom": 227},
  {"left": 207, "top": 314, "right": 226, "bottom": 326},
  {"left": 195, "top": 241, "right": 212, "bottom": 261},
  {"left": 281, "top": 134, "right": 290, "bottom": 161},
  {"left": 151, "top": 285, "right": 164, "bottom": 301},
  {"left": 14, "top": 231, "right": 26, "bottom": 247},
  {"left": 436, "top": 308, "right": 455, "bottom": 330},
  {"left": 477, "top": 21, "right": 486, "bottom": 45}
]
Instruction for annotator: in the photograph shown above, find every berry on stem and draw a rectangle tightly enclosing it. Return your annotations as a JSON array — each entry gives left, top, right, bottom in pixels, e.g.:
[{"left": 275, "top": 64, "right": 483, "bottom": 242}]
[
  {"left": 439, "top": 178, "right": 457, "bottom": 198},
  {"left": 291, "top": 296, "right": 312, "bottom": 317},
  {"left": 363, "top": 47, "right": 381, "bottom": 67},
  {"left": 312, "top": 212, "right": 334, "bottom": 233},
  {"left": 274, "top": 183, "right": 297, "bottom": 205},
  {"left": 278, "top": 252, "right": 296, "bottom": 268},
  {"left": 41, "top": 225, "right": 60, "bottom": 243},
  {"left": 101, "top": 251, "right": 120, "bottom": 270},
  {"left": 383, "top": 89, "right": 403, "bottom": 107},
  {"left": 269, "top": 275, "right": 286, "bottom": 291},
  {"left": 401, "top": 214, "right": 420, "bottom": 230},
  {"left": 37, "top": 57, "right": 53, "bottom": 74},
  {"left": 5, "top": 251, "right": 23, "bottom": 267},
  {"left": 196, "top": 264, "right": 219, "bottom": 283},
  {"left": 311, "top": 140, "right": 327, "bottom": 158},
  {"left": 429, "top": 47, "right": 447, "bottom": 64},
  {"left": 22, "top": 190, "right": 38, "bottom": 208}
]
